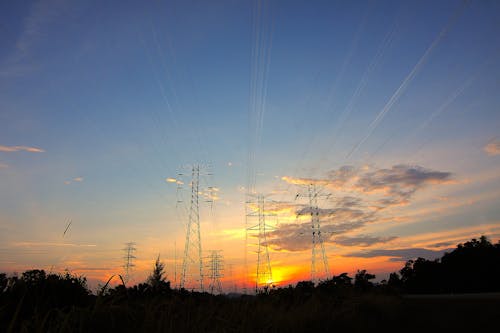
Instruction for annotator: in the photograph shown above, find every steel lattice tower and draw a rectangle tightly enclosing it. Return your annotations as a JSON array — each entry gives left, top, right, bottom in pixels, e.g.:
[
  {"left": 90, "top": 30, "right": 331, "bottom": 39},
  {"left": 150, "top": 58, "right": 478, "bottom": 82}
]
[
  {"left": 308, "top": 185, "right": 330, "bottom": 283},
  {"left": 207, "top": 250, "right": 224, "bottom": 294},
  {"left": 180, "top": 165, "right": 204, "bottom": 291},
  {"left": 123, "top": 242, "right": 136, "bottom": 284},
  {"left": 247, "top": 194, "right": 273, "bottom": 292}
]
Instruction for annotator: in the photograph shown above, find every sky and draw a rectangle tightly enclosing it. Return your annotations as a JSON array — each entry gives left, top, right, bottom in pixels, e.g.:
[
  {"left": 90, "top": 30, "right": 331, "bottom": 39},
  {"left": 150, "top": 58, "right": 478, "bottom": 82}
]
[{"left": 1, "top": 0, "right": 499, "bottom": 292}]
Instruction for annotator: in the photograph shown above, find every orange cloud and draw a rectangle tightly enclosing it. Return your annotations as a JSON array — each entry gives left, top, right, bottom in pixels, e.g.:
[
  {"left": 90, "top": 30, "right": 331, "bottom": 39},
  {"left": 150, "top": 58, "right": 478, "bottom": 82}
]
[
  {"left": 0, "top": 145, "right": 45, "bottom": 153},
  {"left": 281, "top": 176, "right": 328, "bottom": 186},
  {"left": 483, "top": 139, "right": 500, "bottom": 156}
]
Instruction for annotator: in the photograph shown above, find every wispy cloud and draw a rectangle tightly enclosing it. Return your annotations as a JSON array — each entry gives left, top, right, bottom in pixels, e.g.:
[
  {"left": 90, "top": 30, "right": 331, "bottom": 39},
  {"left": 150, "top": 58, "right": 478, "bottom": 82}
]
[
  {"left": 12, "top": 241, "right": 96, "bottom": 248},
  {"left": 266, "top": 219, "right": 370, "bottom": 252},
  {"left": 283, "top": 164, "right": 452, "bottom": 202},
  {"left": 0, "top": 145, "right": 45, "bottom": 153},
  {"left": 391, "top": 223, "right": 500, "bottom": 249},
  {"left": 483, "top": 139, "right": 500, "bottom": 156},
  {"left": 267, "top": 164, "right": 453, "bottom": 252},
  {"left": 64, "top": 176, "right": 84, "bottom": 185},
  {"left": 355, "top": 164, "right": 453, "bottom": 206}
]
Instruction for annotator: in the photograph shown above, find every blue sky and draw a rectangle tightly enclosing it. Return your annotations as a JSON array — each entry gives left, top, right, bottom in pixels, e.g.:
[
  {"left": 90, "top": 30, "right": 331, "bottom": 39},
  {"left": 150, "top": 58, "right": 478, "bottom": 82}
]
[{"left": 1, "top": 0, "right": 499, "bottom": 290}]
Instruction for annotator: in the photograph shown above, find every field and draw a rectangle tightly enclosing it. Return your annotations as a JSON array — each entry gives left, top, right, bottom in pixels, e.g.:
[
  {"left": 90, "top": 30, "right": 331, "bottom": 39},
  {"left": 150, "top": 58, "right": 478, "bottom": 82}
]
[{"left": 2, "top": 285, "right": 499, "bottom": 332}]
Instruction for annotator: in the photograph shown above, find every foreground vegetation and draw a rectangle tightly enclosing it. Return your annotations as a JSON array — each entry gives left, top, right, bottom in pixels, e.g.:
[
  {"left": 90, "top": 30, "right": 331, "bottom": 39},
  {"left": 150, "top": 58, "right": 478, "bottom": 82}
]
[{"left": 1, "top": 237, "right": 499, "bottom": 332}]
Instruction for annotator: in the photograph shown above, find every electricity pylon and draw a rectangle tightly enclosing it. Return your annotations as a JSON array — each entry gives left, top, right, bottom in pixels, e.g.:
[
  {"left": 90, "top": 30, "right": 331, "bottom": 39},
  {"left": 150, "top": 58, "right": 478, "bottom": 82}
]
[
  {"left": 123, "top": 242, "right": 136, "bottom": 284},
  {"left": 206, "top": 250, "right": 224, "bottom": 294},
  {"left": 180, "top": 165, "right": 204, "bottom": 291},
  {"left": 307, "top": 184, "right": 330, "bottom": 283},
  {"left": 247, "top": 194, "right": 274, "bottom": 293}
]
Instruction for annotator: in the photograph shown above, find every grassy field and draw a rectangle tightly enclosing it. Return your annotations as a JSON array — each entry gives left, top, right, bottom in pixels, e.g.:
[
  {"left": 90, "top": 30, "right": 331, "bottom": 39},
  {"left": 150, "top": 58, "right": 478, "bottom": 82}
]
[{"left": 3, "top": 289, "right": 499, "bottom": 332}]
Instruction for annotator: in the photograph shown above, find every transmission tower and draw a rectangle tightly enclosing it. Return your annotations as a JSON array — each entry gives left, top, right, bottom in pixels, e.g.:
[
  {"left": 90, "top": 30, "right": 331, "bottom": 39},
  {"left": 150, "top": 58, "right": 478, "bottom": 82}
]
[
  {"left": 123, "top": 242, "right": 137, "bottom": 284},
  {"left": 307, "top": 185, "right": 330, "bottom": 283},
  {"left": 247, "top": 194, "right": 274, "bottom": 293},
  {"left": 206, "top": 250, "right": 224, "bottom": 294},
  {"left": 180, "top": 165, "right": 204, "bottom": 291}
]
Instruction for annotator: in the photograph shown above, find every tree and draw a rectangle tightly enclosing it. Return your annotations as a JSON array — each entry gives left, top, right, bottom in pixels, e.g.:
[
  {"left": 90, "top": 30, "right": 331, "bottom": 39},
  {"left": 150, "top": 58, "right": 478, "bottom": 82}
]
[
  {"left": 393, "top": 236, "right": 500, "bottom": 294},
  {"left": 21, "top": 269, "right": 46, "bottom": 287},
  {"left": 295, "top": 280, "right": 315, "bottom": 296},
  {"left": 0, "top": 273, "right": 7, "bottom": 292},
  {"left": 354, "top": 270, "right": 375, "bottom": 291},
  {"left": 332, "top": 272, "right": 353, "bottom": 287},
  {"left": 387, "top": 272, "right": 402, "bottom": 289},
  {"left": 147, "top": 255, "right": 170, "bottom": 293}
]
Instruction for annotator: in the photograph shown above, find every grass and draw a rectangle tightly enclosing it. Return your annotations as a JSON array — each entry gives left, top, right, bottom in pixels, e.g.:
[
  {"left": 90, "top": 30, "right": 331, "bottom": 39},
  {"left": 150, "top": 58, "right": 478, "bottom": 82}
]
[{"left": 4, "top": 289, "right": 498, "bottom": 332}]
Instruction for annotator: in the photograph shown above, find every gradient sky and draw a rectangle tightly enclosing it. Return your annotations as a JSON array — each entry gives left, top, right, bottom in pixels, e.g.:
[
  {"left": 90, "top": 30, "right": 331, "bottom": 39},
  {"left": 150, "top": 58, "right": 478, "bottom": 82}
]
[{"left": 1, "top": 0, "right": 499, "bottom": 292}]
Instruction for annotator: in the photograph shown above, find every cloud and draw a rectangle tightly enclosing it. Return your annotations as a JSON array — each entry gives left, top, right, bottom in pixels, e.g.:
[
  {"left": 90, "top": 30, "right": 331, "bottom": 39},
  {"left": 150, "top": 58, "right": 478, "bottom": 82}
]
[
  {"left": 265, "top": 207, "right": 374, "bottom": 252},
  {"left": 70, "top": 267, "right": 112, "bottom": 272},
  {"left": 334, "top": 235, "right": 397, "bottom": 247},
  {"left": 12, "top": 242, "right": 96, "bottom": 248},
  {"left": 0, "top": 145, "right": 45, "bottom": 153},
  {"left": 334, "top": 196, "right": 363, "bottom": 208},
  {"left": 430, "top": 241, "right": 456, "bottom": 248},
  {"left": 354, "top": 164, "right": 452, "bottom": 206},
  {"left": 284, "top": 165, "right": 452, "bottom": 207},
  {"left": 0, "top": 162, "right": 8, "bottom": 169},
  {"left": 483, "top": 139, "right": 500, "bottom": 156},
  {"left": 343, "top": 248, "right": 452, "bottom": 262},
  {"left": 281, "top": 176, "right": 328, "bottom": 186},
  {"left": 64, "top": 177, "right": 84, "bottom": 185},
  {"left": 268, "top": 164, "right": 453, "bottom": 252}
]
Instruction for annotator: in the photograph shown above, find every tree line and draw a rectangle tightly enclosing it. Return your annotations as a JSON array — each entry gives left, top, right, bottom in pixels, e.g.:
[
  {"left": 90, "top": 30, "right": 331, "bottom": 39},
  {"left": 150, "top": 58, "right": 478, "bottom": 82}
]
[{"left": 1, "top": 236, "right": 499, "bottom": 332}]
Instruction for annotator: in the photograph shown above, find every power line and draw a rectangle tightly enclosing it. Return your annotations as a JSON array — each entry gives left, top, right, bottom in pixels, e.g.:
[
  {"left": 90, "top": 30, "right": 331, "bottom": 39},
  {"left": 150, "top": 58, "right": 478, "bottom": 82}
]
[
  {"left": 296, "top": 185, "right": 331, "bottom": 283},
  {"left": 206, "top": 250, "right": 224, "bottom": 294},
  {"left": 247, "top": 194, "right": 274, "bottom": 293},
  {"left": 123, "top": 242, "right": 137, "bottom": 284},
  {"left": 180, "top": 165, "right": 203, "bottom": 291}
]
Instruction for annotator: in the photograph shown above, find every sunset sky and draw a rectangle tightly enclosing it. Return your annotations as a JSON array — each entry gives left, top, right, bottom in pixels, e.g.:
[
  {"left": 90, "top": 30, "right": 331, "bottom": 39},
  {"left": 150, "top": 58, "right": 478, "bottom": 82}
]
[{"left": 1, "top": 0, "right": 499, "bottom": 292}]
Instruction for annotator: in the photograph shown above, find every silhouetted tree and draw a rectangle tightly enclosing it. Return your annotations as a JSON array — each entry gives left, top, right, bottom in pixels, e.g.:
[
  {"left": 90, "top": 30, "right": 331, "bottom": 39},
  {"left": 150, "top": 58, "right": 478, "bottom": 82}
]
[
  {"left": 295, "top": 280, "right": 315, "bottom": 296},
  {"left": 387, "top": 272, "right": 402, "bottom": 289},
  {"left": 0, "top": 273, "right": 7, "bottom": 292},
  {"left": 21, "top": 269, "right": 46, "bottom": 287},
  {"left": 147, "top": 255, "right": 171, "bottom": 293},
  {"left": 354, "top": 270, "right": 375, "bottom": 291},
  {"left": 395, "top": 236, "right": 500, "bottom": 293},
  {"left": 333, "top": 272, "right": 353, "bottom": 287}
]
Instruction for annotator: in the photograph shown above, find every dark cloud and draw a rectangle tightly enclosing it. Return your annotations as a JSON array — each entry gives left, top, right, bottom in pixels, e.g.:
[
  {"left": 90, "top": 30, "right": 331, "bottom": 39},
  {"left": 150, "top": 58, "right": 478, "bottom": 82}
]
[
  {"left": 295, "top": 207, "right": 367, "bottom": 220},
  {"left": 326, "top": 165, "right": 357, "bottom": 187},
  {"left": 431, "top": 241, "right": 456, "bottom": 248},
  {"left": 343, "top": 248, "right": 452, "bottom": 262},
  {"left": 266, "top": 208, "right": 373, "bottom": 252},
  {"left": 334, "top": 235, "right": 397, "bottom": 247},
  {"left": 356, "top": 165, "right": 452, "bottom": 206},
  {"left": 334, "top": 196, "right": 363, "bottom": 208}
]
